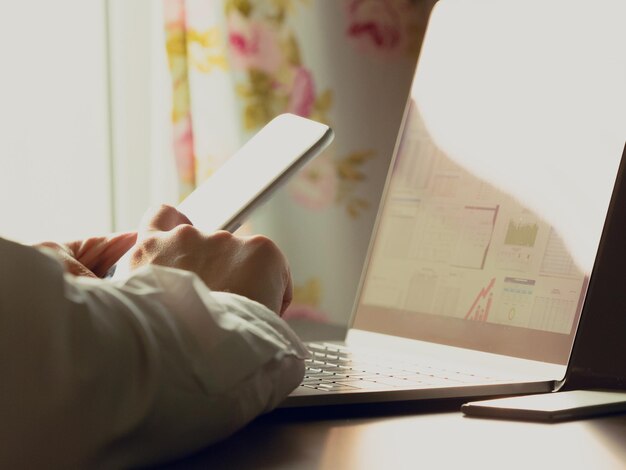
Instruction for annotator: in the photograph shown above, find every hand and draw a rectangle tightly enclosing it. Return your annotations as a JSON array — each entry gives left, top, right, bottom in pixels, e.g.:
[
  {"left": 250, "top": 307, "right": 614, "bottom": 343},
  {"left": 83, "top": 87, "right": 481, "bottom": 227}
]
[
  {"left": 130, "top": 205, "right": 293, "bottom": 316},
  {"left": 36, "top": 232, "right": 137, "bottom": 278}
]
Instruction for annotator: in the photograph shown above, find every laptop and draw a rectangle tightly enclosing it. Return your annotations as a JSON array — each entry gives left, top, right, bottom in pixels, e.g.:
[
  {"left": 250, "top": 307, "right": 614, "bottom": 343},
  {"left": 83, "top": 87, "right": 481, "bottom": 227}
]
[{"left": 281, "top": 0, "right": 626, "bottom": 408}]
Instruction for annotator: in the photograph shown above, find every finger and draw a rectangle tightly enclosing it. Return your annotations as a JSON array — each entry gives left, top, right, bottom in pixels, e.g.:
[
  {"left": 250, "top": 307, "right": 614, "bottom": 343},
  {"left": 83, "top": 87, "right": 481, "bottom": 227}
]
[
  {"left": 36, "top": 242, "right": 98, "bottom": 278},
  {"left": 66, "top": 232, "right": 138, "bottom": 277},
  {"left": 89, "top": 232, "right": 138, "bottom": 277},
  {"left": 140, "top": 204, "right": 193, "bottom": 233},
  {"left": 63, "top": 256, "right": 98, "bottom": 278}
]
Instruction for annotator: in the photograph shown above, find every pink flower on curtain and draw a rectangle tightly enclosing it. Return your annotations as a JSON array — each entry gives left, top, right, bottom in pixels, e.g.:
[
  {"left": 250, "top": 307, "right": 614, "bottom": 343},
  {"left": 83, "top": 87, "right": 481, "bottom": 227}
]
[
  {"left": 287, "top": 66, "right": 316, "bottom": 118},
  {"left": 173, "top": 117, "right": 195, "bottom": 182},
  {"left": 344, "top": 0, "right": 412, "bottom": 57},
  {"left": 289, "top": 155, "right": 338, "bottom": 211},
  {"left": 163, "top": 0, "right": 185, "bottom": 23},
  {"left": 227, "top": 13, "right": 282, "bottom": 74}
]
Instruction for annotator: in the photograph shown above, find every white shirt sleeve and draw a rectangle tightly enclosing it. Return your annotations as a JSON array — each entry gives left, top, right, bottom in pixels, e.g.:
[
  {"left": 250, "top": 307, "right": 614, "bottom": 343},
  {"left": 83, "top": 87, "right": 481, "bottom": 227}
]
[{"left": 0, "top": 237, "right": 309, "bottom": 469}]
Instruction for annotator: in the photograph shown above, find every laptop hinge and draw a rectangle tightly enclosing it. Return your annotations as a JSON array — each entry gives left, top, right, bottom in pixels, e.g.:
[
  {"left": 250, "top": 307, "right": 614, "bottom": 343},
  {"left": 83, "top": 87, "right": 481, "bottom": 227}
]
[
  {"left": 557, "top": 368, "right": 626, "bottom": 392},
  {"left": 558, "top": 142, "right": 626, "bottom": 393}
]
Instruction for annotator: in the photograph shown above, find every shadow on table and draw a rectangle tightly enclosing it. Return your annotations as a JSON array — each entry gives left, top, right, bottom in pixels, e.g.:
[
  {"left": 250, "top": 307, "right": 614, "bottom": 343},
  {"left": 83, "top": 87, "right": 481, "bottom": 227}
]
[{"left": 153, "top": 398, "right": 465, "bottom": 469}]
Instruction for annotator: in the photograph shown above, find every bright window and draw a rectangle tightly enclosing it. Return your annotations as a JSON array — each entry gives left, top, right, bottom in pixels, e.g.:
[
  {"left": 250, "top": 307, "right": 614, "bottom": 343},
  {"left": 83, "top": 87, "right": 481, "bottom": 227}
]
[{"left": 0, "top": 0, "right": 112, "bottom": 243}]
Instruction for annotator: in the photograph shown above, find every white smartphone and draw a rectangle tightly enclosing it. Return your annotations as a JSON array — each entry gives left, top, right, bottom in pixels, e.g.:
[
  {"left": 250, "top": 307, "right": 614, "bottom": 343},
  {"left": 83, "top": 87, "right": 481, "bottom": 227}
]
[
  {"left": 461, "top": 390, "right": 626, "bottom": 422},
  {"left": 111, "top": 113, "right": 333, "bottom": 279},
  {"left": 177, "top": 113, "right": 333, "bottom": 233}
]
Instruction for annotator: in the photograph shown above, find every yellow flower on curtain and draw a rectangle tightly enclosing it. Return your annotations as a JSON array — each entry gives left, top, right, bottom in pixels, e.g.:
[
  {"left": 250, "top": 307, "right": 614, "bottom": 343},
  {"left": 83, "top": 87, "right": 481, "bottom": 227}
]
[
  {"left": 288, "top": 278, "right": 329, "bottom": 323},
  {"left": 336, "top": 151, "right": 375, "bottom": 218},
  {"left": 164, "top": 0, "right": 196, "bottom": 199},
  {"left": 187, "top": 27, "right": 229, "bottom": 73}
]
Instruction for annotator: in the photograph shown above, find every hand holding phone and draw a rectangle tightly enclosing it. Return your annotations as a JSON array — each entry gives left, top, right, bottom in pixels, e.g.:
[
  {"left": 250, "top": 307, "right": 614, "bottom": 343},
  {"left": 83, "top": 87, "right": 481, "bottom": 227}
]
[{"left": 111, "top": 113, "right": 333, "bottom": 280}]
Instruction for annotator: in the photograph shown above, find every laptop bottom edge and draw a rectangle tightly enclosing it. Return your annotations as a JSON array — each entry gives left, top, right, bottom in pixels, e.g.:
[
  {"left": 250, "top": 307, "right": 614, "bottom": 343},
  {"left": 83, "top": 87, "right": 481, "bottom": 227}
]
[{"left": 279, "top": 380, "right": 555, "bottom": 408}]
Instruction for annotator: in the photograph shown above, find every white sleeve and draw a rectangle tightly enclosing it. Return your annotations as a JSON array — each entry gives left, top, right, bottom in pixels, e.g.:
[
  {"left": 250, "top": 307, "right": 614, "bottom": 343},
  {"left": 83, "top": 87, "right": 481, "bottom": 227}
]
[{"left": 0, "top": 237, "right": 309, "bottom": 469}]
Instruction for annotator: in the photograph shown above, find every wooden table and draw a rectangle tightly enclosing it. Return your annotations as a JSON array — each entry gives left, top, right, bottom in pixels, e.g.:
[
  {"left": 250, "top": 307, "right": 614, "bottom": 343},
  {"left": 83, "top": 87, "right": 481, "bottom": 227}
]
[{"left": 160, "top": 399, "right": 626, "bottom": 469}]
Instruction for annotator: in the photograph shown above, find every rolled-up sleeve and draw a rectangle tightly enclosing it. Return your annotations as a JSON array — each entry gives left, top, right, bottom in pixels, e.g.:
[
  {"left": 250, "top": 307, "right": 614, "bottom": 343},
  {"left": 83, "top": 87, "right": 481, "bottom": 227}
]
[{"left": 0, "top": 237, "right": 308, "bottom": 469}]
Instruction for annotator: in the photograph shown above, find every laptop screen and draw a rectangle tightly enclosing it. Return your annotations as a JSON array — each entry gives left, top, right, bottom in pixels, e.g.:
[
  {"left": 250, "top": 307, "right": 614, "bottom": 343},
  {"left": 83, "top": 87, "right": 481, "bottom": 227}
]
[{"left": 352, "top": 0, "right": 626, "bottom": 364}]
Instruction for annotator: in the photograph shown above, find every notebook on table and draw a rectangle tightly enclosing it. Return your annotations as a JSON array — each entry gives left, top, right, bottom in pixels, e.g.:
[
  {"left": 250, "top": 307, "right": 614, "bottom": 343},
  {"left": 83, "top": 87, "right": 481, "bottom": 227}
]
[{"left": 281, "top": 0, "right": 626, "bottom": 408}]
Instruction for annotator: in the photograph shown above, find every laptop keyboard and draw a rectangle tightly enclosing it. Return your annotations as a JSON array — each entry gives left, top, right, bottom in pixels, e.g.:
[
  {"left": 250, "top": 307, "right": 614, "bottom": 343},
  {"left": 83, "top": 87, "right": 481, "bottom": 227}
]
[{"left": 300, "top": 342, "right": 506, "bottom": 393}]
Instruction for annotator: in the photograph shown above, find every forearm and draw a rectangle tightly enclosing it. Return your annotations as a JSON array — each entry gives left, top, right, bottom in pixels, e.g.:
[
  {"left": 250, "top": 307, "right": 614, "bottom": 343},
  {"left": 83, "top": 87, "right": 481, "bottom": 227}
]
[
  {"left": 0, "top": 238, "right": 307, "bottom": 468},
  {"left": 98, "top": 268, "right": 308, "bottom": 467}
]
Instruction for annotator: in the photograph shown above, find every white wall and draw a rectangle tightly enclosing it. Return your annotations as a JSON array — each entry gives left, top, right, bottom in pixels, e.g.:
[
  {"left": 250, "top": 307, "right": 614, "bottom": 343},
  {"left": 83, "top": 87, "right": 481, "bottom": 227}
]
[
  {"left": 0, "top": 1, "right": 174, "bottom": 243},
  {"left": 0, "top": 1, "right": 112, "bottom": 243}
]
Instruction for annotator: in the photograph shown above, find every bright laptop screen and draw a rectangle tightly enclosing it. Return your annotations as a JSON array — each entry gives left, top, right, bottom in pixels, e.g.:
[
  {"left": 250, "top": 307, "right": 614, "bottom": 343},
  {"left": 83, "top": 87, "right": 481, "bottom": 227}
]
[{"left": 353, "top": 0, "right": 626, "bottom": 364}]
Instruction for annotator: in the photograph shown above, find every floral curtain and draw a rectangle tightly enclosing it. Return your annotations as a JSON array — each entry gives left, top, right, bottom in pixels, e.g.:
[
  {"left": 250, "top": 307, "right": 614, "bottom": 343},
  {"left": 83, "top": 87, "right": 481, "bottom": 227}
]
[{"left": 163, "top": 0, "right": 436, "bottom": 326}]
